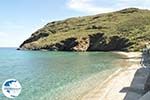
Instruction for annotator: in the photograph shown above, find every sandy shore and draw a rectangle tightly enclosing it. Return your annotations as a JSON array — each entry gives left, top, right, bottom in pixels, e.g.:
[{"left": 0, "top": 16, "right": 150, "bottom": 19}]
[{"left": 81, "top": 52, "right": 142, "bottom": 100}]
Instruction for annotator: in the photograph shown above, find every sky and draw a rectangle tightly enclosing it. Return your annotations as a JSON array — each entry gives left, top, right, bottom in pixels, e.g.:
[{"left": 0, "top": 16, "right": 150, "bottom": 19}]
[{"left": 0, "top": 0, "right": 150, "bottom": 47}]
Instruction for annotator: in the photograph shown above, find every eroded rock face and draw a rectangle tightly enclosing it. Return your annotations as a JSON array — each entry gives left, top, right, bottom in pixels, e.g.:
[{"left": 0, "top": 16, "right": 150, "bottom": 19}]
[{"left": 73, "top": 37, "right": 89, "bottom": 51}]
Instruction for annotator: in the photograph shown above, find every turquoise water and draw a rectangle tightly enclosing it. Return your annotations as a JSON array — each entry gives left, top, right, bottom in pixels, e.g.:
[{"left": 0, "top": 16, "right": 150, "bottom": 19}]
[{"left": 0, "top": 48, "right": 123, "bottom": 100}]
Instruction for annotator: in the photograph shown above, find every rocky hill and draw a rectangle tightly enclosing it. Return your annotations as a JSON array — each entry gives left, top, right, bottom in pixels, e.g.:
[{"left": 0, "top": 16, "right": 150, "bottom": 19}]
[{"left": 18, "top": 8, "right": 150, "bottom": 51}]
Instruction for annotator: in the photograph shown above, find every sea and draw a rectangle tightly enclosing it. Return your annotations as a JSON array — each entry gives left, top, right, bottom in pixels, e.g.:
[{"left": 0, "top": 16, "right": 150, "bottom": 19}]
[{"left": 0, "top": 48, "right": 125, "bottom": 100}]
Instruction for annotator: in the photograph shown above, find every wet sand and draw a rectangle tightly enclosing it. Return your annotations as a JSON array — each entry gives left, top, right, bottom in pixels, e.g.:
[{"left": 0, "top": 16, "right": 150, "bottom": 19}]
[{"left": 80, "top": 52, "right": 142, "bottom": 100}]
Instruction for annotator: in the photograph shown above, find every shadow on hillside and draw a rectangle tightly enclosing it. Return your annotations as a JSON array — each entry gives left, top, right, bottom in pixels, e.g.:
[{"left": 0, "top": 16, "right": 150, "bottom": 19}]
[
  {"left": 120, "top": 51, "right": 150, "bottom": 100},
  {"left": 44, "top": 37, "right": 78, "bottom": 51},
  {"left": 87, "top": 33, "right": 132, "bottom": 51}
]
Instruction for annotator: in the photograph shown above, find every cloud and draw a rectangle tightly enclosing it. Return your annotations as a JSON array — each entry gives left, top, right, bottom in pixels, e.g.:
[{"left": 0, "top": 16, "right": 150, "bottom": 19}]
[
  {"left": 67, "top": 0, "right": 150, "bottom": 14},
  {"left": 116, "top": 0, "right": 150, "bottom": 8},
  {"left": 67, "top": 0, "right": 113, "bottom": 14}
]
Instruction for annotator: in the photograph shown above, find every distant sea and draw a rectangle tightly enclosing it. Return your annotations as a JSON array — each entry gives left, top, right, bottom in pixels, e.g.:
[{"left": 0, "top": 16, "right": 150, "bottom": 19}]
[{"left": 0, "top": 48, "right": 124, "bottom": 100}]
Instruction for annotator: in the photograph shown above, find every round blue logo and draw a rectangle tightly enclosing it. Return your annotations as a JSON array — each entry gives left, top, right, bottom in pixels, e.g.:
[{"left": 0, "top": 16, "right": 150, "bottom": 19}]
[{"left": 2, "top": 79, "right": 22, "bottom": 98}]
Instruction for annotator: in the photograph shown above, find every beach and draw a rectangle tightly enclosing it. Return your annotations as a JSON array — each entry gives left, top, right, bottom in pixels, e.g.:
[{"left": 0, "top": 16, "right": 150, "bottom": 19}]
[{"left": 81, "top": 52, "right": 142, "bottom": 100}]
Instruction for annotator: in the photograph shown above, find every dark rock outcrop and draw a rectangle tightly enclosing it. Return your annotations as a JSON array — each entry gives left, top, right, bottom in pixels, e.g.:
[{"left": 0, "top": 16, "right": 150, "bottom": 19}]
[
  {"left": 20, "top": 32, "right": 49, "bottom": 48},
  {"left": 87, "top": 33, "right": 132, "bottom": 51},
  {"left": 44, "top": 38, "right": 78, "bottom": 51}
]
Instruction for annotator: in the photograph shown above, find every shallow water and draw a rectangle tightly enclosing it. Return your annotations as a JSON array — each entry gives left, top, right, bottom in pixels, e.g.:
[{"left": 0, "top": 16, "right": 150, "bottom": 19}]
[{"left": 0, "top": 48, "right": 123, "bottom": 100}]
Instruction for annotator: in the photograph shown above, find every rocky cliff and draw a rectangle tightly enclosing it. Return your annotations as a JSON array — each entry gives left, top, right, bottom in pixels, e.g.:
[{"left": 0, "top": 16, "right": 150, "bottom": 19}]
[{"left": 18, "top": 8, "right": 150, "bottom": 51}]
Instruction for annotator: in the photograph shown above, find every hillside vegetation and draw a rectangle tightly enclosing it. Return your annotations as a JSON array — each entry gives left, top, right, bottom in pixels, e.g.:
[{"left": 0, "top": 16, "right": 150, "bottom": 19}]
[{"left": 19, "top": 8, "right": 150, "bottom": 51}]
